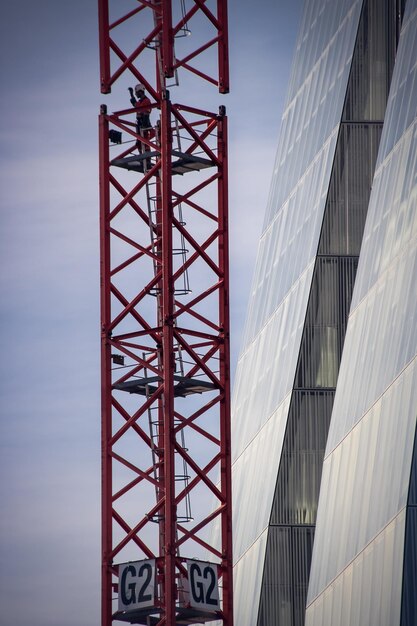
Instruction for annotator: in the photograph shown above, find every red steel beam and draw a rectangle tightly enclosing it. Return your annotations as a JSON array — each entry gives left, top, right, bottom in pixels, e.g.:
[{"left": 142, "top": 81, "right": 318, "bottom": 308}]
[
  {"left": 98, "top": 1, "right": 232, "bottom": 624},
  {"left": 218, "top": 109, "right": 233, "bottom": 624},
  {"left": 99, "top": 105, "right": 112, "bottom": 626},
  {"left": 98, "top": 0, "right": 229, "bottom": 94},
  {"left": 99, "top": 103, "right": 233, "bottom": 626},
  {"left": 160, "top": 92, "right": 176, "bottom": 626}
]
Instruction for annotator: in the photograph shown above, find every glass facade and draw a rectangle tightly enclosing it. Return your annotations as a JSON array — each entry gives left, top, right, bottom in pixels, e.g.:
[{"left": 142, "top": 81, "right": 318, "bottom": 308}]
[
  {"left": 306, "top": 1, "right": 417, "bottom": 624},
  {"left": 231, "top": 0, "right": 413, "bottom": 624},
  {"left": 232, "top": 1, "right": 363, "bottom": 618}
]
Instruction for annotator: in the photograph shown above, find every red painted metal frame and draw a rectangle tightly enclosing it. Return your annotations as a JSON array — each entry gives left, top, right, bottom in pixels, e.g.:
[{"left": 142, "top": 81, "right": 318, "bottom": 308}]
[
  {"left": 98, "top": 2, "right": 232, "bottom": 625},
  {"left": 98, "top": 0, "right": 229, "bottom": 95}
]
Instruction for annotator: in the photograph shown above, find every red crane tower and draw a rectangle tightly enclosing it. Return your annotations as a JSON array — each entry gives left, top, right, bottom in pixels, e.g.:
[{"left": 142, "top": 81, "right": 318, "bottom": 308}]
[{"left": 98, "top": 2, "right": 232, "bottom": 625}]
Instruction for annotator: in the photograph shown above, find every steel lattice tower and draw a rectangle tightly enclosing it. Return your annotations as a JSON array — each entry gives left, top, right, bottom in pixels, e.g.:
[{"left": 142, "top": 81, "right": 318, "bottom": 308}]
[{"left": 98, "top": 2, "right": 232, "bottom": 625}]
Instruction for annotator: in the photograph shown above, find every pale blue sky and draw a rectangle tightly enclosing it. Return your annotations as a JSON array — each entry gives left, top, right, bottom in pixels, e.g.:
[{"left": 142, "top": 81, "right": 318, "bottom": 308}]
[{"left": 0, "top": 1, "right": 302, "bottom": 624}]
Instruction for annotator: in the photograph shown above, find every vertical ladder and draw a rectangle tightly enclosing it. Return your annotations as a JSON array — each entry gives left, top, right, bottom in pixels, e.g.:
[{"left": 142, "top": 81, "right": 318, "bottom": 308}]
[{"left": 143, "top": 116, "right": 193, "bottom": 526}]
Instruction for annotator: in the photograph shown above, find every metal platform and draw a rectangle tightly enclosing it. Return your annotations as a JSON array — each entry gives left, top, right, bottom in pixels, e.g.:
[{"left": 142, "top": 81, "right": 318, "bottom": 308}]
[
  {"left": 111, "top": 150, "right": 214, "bottom": 175},
  {"left": 113, "top": 375, "right": 216, "bottom": 397},
  {"left": 113, "top": 607, "right": 219, "bottom": 625}
]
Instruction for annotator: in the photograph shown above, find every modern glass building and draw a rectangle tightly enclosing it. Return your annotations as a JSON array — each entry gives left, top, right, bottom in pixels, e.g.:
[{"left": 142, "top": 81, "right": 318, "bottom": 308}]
[
  {"left": 231, "top": 0, "right": 415, "bottom": 624},
  {"left": 305, "top": 1, "right": 417, "bottom": 624}
]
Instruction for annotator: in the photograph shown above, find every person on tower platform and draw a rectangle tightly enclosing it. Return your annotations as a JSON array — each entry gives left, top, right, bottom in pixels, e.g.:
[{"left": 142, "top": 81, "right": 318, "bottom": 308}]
[{"left": 128, "top": 83, "right": 152, "bottom": 162}]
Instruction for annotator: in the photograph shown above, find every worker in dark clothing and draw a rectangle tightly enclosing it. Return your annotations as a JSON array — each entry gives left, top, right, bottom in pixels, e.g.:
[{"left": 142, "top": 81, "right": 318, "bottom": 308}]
[{"left": 128, "top": 83, "right": 152, "bottom": 160}]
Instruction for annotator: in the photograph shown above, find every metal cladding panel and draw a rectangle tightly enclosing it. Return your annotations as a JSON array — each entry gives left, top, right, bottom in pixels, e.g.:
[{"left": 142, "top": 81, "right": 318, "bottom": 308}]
[
  {"left": 240, "top": 0, "right": 364, "bottom": 348},
  {"left": 231, "top": 1, "right": 364, "bottom": 624},
  {"left": 319, "top": 124, "right": 383, "bottom": 257},
  {"left": 241, "top": 132, "right": 338, "bottom": 349},
  {"left": 263, "top": 0, "right": 363, "bottom": 229},
  {"left": 306, "top": 2, "right": 417, "bottom": 623},
  {"left": 271, "top": 392, "right": 334, "bottom": 527},
  {"left": 295, "top": 257, "right": 359, "bottom": 390},
  {"left": 307, "top": 510, "right": 406, "bottom": 626},
  {"left": 232, "top": 530, "right": 269, "bottom": 626},
  {"left": 342, "top": 0, "right": 400, "bottom": 122},
  {"left": 347, "top": 5, "right": 417, "bottom": 312},
  {"left": 401, "top": 371, "right": 417, "bottom": 626},
  {"left": 408, "top": 429, "right": 417, "bottom": 506},
  {"left": 233, "top": 263, "right": 315, "bottom": 461},
  {"left": 233, "top": 0, "right": 363, "bottom": 457},
  {"left": 307, "top": 360, "right": 417, "bottom": 607},
  {"left": 401, "top": 507, "right": 417, "bottom": 626},
  {"left": 257, "top": 527, "right": 293, "bottom": 626},
  {"left": 232, "top": 395, "right": 290, "bottom": 563},
  {"left": 286, "top": 0, "right": 364, "bottom": 104},
  {"left": 257, "top": 526, "right": 315, "bottom": 626},
  {"left": 324, "top": 2, "right": 417, "bottom": 452}
]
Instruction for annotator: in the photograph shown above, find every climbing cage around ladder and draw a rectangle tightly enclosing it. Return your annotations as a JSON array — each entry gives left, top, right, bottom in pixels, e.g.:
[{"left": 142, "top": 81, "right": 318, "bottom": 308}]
[{"left": 98, "top": 2, "right": 232, "bottom": 626}]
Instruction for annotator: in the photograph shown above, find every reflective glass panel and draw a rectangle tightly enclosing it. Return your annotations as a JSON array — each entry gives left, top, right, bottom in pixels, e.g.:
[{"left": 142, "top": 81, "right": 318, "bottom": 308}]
[
  {"left": 233, "top": 530, "right": 268, "bottom": 626},
  {"left": 257, "top": 526, "right": 315, "bottom": 626},
  {"left": 306, "top": 510, "right": 406, "bottom": 626},
  {"left": 271, "top": 392, "right": 334, "bottom": 526},
  {"left": 232, "top": 396, "right": 290, "bottom": 562},
  {"left": 308, "top": 359, "right": 417, "bottom": 603},
  {"left": 343, "top": 0, "right": 399, "bottom": 121},
  {"left": 295, "top": 258, "right": 358, "bottom": 389},
  {"left": 401, "top": 507, "right": 417, "bottom": 626},
  {"left": 233, "top": 265, "right": 313, "bottom": 459},
  {"left": 263, "top": 1, "right": 362, "bottom": 227},
  {"left": 319, "top": 124, "right": 383, "bottom": 256},
  {"left": 376, "top": 3, "right": 417, "bottom": 158},
  {"left": 243, "top": 132, "right": 337, "bottom": 346}
]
